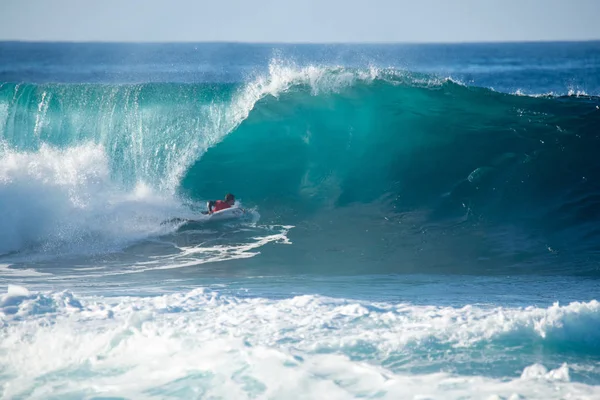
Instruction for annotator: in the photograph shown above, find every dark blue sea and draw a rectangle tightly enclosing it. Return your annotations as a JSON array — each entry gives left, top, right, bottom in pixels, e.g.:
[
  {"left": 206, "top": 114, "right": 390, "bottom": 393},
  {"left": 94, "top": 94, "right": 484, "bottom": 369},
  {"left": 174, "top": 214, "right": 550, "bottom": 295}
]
[{"left": 1, "top": 41, "right": 600, "bottom": 399}]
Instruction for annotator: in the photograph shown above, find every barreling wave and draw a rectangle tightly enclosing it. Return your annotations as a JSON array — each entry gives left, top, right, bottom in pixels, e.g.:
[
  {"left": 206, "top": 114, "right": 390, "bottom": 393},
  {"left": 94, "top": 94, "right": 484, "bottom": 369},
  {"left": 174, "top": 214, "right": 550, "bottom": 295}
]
[
  {"left": 179, "top": 65, "right": 600, "bottom": 273},
  {"left": 2, "top": 62, "right": 600, "bottom": 271}
]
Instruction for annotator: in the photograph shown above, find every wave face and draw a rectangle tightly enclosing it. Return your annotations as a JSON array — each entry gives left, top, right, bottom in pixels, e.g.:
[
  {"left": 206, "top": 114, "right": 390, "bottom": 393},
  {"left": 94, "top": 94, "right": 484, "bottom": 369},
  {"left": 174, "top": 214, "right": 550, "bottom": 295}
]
[
  {"left": 180, "top": 67, "right": 600, "bottom": 273},
  {"left": 2, "top": 64, "right": 600, "bottom": 272}
]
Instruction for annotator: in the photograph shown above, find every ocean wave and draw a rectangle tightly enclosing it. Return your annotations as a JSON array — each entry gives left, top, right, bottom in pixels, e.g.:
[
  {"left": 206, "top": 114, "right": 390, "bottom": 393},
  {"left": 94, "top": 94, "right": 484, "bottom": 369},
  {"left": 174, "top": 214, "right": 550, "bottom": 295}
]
[
  {"left": 179, "top": 63, "right": 600, "bottom": 272},
  {"left": 2, "top": 63, "right": 600, "bottom": 269},
  {"left": 2, "top": 286, "right": 600, "bottom": 398}
]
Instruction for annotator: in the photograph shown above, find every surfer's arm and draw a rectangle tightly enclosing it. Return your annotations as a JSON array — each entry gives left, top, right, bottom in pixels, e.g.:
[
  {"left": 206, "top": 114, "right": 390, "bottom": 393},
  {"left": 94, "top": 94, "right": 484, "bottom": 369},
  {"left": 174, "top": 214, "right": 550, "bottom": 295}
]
[{"left": 207, "top": 201, "right": 215, "bottom": 214}]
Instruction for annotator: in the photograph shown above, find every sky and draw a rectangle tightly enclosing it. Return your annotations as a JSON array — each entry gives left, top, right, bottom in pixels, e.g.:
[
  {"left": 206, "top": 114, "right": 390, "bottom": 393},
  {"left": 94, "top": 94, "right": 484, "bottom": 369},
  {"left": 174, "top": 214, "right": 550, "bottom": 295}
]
[{"left": 2, "top": 0, "right": 600, "bottom": 43}]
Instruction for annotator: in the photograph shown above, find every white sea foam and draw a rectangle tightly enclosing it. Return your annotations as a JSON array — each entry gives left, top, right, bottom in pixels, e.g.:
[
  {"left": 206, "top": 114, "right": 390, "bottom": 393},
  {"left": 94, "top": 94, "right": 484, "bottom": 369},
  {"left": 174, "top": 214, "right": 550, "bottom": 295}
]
[
  {"left": 512, "top": 87, "right": 592, "bottom": 98},
  {"left": 0, "top": 143, "right": 192, "bottom": 256},
  {"left": 567, "top": 88, "right": 590, "bottom": 97},
  {"left": 131, "top": 224, "right": 294, "bottom": 271},
  {"left": 1, "top": 287, "right": 599, "bottom": 399},
  {"left": 0, "top": 264, "right": 50, "bottom": 277}
]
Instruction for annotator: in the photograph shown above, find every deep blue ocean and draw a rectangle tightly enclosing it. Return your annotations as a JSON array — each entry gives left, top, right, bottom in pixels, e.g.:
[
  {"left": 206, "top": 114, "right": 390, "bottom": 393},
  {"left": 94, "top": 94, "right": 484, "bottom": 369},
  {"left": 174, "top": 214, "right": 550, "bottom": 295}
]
[{"left": 1, "top": 41, "right": 600, "bottom": 399}]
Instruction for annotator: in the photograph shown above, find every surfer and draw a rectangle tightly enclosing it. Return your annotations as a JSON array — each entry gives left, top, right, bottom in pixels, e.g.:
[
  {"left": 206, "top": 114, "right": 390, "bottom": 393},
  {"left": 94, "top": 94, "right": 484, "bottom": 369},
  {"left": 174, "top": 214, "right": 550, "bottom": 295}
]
[{"left": 207, "top": 193, "right": 235, "bottom": 214}]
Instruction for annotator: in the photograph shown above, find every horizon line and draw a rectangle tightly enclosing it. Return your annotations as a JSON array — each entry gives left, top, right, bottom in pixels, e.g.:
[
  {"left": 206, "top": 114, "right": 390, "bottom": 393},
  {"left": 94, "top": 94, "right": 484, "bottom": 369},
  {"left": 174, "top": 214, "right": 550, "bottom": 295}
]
[{"left": 2, "top": 39, "right": 600, "bottom": 46}]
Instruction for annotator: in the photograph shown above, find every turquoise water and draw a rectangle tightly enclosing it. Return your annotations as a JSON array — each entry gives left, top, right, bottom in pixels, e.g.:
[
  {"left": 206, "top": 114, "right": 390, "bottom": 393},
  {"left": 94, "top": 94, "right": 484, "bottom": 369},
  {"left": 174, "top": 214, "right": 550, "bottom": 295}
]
[{"left": 1, "top": 42, "right": 600, "bottom": 399}]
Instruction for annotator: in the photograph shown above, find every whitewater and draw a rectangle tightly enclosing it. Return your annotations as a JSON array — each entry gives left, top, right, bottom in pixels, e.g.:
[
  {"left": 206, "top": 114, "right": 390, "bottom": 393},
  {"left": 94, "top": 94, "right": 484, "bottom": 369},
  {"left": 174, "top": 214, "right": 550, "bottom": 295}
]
[{"left": 1, "top": 42, "right": 600, "bottom": 399}]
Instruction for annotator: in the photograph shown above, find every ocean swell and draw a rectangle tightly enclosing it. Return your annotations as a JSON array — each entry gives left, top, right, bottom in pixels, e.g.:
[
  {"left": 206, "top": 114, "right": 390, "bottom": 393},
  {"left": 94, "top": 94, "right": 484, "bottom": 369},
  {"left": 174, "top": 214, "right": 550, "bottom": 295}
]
[{"left": 2, "top": 64, "right": 600, "bottom": 270}]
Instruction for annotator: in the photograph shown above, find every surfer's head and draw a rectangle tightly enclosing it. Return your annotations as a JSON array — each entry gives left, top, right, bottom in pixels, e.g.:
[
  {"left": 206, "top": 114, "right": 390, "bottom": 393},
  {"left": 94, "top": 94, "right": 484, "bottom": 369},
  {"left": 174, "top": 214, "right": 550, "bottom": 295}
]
[{"left": 225, "top": 193, "right": 235, "bottom": 205}]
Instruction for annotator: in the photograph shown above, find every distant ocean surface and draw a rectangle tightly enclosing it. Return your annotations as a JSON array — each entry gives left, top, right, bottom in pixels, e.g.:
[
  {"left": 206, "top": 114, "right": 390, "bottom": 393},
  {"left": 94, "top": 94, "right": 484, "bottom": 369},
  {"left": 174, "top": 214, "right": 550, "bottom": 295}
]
[{"left": 1, "top": 41, "right": 600, "bottom": 399}]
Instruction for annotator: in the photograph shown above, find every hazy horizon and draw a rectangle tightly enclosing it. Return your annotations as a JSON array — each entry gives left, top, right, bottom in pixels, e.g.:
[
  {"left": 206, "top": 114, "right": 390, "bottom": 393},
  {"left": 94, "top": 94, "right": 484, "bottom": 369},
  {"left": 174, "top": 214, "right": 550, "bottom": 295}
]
[
  {"left": 3, "top": 39, "right": 600, "bottom": 45},
  {"left": 2, "top": 0, "right": 600, "bottom": 43}
]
